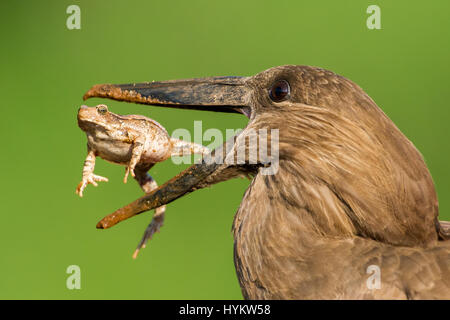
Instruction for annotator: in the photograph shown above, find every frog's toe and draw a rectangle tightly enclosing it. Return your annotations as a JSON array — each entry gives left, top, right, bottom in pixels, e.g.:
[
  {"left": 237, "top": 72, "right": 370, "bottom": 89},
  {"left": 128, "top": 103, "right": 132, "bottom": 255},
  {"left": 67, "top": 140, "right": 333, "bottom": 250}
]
[
  {"left": 123, "top": 168, "right": 130, "bottom": 184},
  {"left": 76, "top": 181, "right": 88, "bottom": 197},
  {"left": 75, "top": 183, "right": 84, "bottom": 197},
  {"left": 124, "top": 167, "right": 135, "bottom": 183},
  {"left": 77, "top": 174, "right": 108, "bottom": 196},
  {"left": 93, "top": 174, "right": 108, "bottom": 183}
]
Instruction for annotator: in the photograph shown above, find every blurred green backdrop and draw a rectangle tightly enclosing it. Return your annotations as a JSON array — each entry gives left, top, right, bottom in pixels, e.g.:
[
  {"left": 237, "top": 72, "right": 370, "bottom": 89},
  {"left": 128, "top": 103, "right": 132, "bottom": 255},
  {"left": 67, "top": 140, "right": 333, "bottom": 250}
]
[{"left": 1, "top": 0, "right": 449, "bottom": 299}]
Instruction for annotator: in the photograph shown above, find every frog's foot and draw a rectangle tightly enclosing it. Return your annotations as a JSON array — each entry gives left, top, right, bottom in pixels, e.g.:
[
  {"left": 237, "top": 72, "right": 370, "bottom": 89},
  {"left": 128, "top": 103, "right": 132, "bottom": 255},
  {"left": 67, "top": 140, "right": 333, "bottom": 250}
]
[
  {"left": 132, "top": 213, "right": 165, "bottom": 259},
  {"left": 76, "top": 173, "right": 109, "bottom": 197},
  {"left": 123, "top": 166, "right": 136, "bottom": 184}
]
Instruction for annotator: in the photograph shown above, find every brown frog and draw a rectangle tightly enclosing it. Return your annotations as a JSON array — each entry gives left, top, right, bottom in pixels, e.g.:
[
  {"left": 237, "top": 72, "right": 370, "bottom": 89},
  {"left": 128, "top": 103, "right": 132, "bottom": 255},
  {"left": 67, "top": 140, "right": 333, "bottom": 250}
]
[{"left": 76, "top": 104, "right": 209, "bottom": 258}]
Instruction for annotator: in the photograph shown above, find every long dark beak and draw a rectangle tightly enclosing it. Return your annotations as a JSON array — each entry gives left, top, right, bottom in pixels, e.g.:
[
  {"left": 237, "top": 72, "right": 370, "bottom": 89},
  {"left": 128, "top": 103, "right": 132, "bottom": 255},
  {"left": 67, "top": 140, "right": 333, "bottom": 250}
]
[
  {"left": 83, "top": 76, "right": 252, "bottom": 228},
  {"left": 83, "top": 76, "right": 251, "bottom": 117}
]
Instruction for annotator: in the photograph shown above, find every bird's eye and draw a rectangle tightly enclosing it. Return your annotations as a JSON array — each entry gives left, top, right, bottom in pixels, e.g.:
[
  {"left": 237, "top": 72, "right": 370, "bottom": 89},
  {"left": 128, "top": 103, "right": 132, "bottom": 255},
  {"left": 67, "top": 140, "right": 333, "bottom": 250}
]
[
  {"left": 97, "top": 105, "right": 108, "bottom": 115},
  {"left": 269, "top": 80, "right": 290, "bottom": 102}
]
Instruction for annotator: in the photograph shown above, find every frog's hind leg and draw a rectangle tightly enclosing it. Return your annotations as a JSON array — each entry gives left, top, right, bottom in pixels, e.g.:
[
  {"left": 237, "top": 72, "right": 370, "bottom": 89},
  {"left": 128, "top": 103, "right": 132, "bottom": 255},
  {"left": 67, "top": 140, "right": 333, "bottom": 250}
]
[
  {"left": 132, "top": 164, "right": 165, "bottom": 259},
  {"left": 170, "top": 138, "right": 210, "bottom": 157}
]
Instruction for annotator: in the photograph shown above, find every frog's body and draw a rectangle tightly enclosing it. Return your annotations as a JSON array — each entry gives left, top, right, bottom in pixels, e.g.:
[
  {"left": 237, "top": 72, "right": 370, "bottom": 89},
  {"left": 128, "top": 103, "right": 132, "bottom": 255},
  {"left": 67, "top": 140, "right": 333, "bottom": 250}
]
[
  {"left": 76, "top": 104, "right": 209, "bottom": 258},
  {"left": 81, "top": 112, "right": 172, "bottom": 166}
]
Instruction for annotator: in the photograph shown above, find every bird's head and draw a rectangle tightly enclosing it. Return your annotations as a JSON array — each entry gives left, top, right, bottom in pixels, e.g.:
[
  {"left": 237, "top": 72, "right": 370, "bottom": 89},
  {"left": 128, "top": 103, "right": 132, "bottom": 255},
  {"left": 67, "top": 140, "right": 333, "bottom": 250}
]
[
  {"left": 84, "top": 65, "right": 438, "bottom": 245},
  {"left": 83, "top": 65, "right": 382, "bottom": 163}
]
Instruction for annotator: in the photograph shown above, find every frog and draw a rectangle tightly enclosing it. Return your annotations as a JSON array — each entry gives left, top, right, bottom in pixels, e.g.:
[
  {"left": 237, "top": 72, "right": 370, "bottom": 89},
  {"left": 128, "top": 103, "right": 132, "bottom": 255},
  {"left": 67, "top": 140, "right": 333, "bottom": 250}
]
[{"left": 76, "top": 104, "right": 210, "bottom": 258}]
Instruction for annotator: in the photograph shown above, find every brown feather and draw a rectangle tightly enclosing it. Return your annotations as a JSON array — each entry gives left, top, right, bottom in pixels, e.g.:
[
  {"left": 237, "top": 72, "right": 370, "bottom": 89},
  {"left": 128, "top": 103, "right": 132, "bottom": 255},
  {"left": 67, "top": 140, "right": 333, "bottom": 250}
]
[{"left": 230, "top": 66, "right": 448, "bottom": 299}]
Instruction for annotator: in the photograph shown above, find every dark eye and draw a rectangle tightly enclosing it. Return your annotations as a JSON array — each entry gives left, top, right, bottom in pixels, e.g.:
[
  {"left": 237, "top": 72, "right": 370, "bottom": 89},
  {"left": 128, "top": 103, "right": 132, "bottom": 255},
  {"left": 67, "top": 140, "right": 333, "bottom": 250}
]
[
  {"left": 97, "top": 104, "right": 108, "bottom": 114},
  {"left": 269, "top": 80, "right": 290, "bottom": 102}
]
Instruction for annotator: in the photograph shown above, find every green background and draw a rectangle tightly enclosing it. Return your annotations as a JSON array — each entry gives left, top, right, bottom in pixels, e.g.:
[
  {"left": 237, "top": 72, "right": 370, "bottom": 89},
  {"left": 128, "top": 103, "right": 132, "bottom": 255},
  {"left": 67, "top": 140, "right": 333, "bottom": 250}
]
[{"left": 1, "top": 0, "right": 449, "bottom": 299}]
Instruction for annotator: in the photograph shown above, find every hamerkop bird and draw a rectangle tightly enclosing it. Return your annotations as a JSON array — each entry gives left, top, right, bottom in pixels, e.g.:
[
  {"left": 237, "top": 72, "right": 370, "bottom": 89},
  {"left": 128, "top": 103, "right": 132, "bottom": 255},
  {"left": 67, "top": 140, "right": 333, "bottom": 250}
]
[{"left": 84, "top": 65, "right": 450, "bottom": 299}]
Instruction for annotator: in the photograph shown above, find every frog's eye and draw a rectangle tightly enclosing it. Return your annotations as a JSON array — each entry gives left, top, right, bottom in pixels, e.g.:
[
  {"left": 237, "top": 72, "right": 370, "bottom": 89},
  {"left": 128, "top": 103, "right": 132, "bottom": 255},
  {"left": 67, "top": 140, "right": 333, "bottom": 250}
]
[{"left": 97, "top": 105, "right": 108, "bottom": 115}]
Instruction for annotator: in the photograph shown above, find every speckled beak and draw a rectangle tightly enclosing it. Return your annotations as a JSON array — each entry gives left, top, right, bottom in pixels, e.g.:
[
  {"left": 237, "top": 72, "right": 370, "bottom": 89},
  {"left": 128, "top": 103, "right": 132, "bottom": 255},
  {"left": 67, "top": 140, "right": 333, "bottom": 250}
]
[
  {"left": 83, "top": 76, "right": 252, "bottom": 118},
  {"left": 96, "top": 160, "right": 222, "bottom": 229}
]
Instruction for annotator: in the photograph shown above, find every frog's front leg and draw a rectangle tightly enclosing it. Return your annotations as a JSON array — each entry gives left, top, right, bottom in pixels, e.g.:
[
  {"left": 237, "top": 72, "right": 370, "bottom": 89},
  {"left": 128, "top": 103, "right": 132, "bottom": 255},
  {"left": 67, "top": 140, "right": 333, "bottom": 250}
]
[
  {"left": 123, "top": 136, "right": 146, "bottom": 184},
  {"left": 132, "top": 164, "right": 166, "bottom": 259},
  {"left": 76, "top": 149, "right": 109, "bottom": 197}
]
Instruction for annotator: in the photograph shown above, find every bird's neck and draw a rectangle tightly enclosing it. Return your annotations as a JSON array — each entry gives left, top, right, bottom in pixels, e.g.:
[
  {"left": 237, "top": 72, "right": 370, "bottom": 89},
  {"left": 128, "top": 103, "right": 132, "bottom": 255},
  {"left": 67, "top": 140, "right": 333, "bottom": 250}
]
[
  {"left": 245, "top": 106, "right": 439, "bottom": 247},
  {"left": 232, "top": 164, "right": 352, "bottom": 299},
  {"left": 232, "top": 162, "right": 357, "bottom": 249},
  {"left": 231, "top": 105, "right": 440, "bottom": 297}
]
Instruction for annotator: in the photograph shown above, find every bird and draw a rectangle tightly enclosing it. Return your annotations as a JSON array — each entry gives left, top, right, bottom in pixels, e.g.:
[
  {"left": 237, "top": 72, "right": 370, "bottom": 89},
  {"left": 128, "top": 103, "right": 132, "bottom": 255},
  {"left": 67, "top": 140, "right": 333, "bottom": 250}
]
[{"left": 83, "top": 65, "right": 450, "bottom": 299}]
